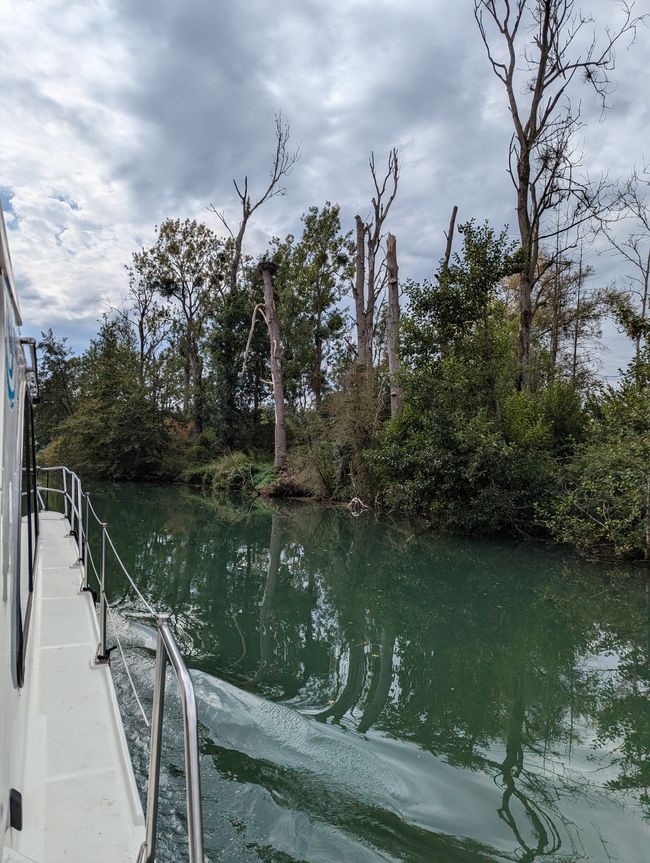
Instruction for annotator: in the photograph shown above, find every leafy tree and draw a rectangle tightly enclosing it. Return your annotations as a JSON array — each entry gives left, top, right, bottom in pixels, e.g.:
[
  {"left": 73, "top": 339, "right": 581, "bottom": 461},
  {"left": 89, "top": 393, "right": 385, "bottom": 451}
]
[
  {"left": 205, "top": 277, "right": 271, "bottom": 451},
  {"left": 41, "top": 317, "right": 168, "bottom": 479},
  {"left": 404, "top": 220, "right": 521, "bottom": 418},
  {"left": 115, "top": 267, "right": 183, "bottom": 419},
  {"left": 371, "top": 221, "right": 572, "bottom": 533},
  {"left": 273, "top": 203, "right": 354, "bottom": 406},
  {"left": 35, "top": 329, "right": 78, "bottom": 448},
  {"left": 130, "top": 219, "right": 228, "bottom": 434}
]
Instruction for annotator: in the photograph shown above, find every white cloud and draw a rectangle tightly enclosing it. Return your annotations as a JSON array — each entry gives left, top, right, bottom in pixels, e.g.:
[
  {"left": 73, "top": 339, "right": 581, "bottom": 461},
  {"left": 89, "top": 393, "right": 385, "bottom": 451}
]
[{"left": 0, "top": 0, "right": 647, "bottom": 375}]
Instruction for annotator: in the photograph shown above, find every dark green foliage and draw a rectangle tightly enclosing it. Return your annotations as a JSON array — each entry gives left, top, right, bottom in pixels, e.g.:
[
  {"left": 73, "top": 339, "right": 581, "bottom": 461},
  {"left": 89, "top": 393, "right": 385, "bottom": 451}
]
[
  {"left": 180, "top": 451, "right": 276, "bottom": 494},
  {"left": 41, "top": 317, "right": 168, "bottom": 480},
  {"left": 206, "top": 283, "right": 272, "bottom": 451},
  {"left": 372, "top": 377, "right": 559, "bottom": 535},
  {"left": 131, "top": 218, "right": 228, "bottom": 434},
  {"left": 34, "top": 206, "right": 649, "bottom": 560},
  {"left": 35, "top": 329, "right": 78, "bottom": 448},
  {"left": 404, "top": 221, "right": 521, "bottom": 358},
  {"left": 371, "top": 221, "right": 572, "bottom": 534},
  {"left": 272, "top": 203, "right": 354, "bottom": 406},
  {"left": 541, "top": 351, "right": 650, "bottom": 559},
  {"left": 289, "top": 366, "right": 385, "bottom": 502}
]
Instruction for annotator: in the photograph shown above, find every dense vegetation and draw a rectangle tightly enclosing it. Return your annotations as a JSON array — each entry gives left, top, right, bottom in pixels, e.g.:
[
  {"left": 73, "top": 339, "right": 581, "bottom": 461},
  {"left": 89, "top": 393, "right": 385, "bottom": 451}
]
[
  {"left": 36, "top": 208, "right": 650, "bottom": 561},
  {"left": 36, "top": 3, "right": 650, "bottom": 562}
]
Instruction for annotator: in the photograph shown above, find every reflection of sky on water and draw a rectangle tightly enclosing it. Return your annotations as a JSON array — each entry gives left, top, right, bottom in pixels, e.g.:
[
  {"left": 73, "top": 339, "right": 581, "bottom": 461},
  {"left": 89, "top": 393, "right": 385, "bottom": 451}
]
[{"left": 86, "top": 482, "right": 650, "bottom": 862}]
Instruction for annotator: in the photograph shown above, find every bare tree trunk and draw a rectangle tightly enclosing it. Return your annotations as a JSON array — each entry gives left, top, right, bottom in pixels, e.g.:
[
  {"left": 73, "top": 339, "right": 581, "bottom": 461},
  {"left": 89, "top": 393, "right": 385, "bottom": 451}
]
[
  {"left": 259, "top": 262, "right": 287, "bottom": 470},
  {"left": 645, "top": 474, "right": 650, "bottom": 562},
  {"left": 188, "top": 345, "right": 204, "bottom": 434},
  {"left": 209, "top": 114, "right": 300, "bottom": 293},
  {"left": 312, "top": 282, "right": 325, "bottom": 406},
  {"left": 386, "top": 233, "right": 403, "bottom": 417},
  {"left": 572, "top": 250, "right": 583, "bottom": 384},
  {"left": 351, "top": 150, "right": 399, "bottom": 369},
  {"left": 442, "top": 204, "right": 458, "bottom": 272},
  {"left": 353, "top": 215, "right": 369, "bottom": 365},
  {"left": 229, "top": 222, "right": 247, "bottom": 293},
  {"left": 313, "top": 312, "right": 323, "bottom": 406},
  {"left": 518, "top": 268, "right": 534, "bottom": 391},
  {"left": 182, "top": 352, "right": 191, "bottom": 416},
  {"left": 516, "top": 160, "right": 534, "bottom": 392},
  {"left": 549, "top": 224, "right": 561, "bottom": 376},
  {"left": 137, "top": 318, "right": 146, "bottom": 386},
  {"left": 638, "top": 249, "right": 650, "bottom": 362},
  {"left": 365, "top": 230, "right": 377, "bottom": 363},
  {"left": 475, "top": 1, "right": 641, "bottom": 392}
]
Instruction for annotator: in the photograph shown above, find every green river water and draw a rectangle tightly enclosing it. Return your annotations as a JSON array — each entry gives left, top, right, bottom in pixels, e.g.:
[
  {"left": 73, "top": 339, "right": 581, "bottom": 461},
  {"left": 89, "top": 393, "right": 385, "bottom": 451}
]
[{"left": 81, "top": 481, "right": 650, "bottom": 862}]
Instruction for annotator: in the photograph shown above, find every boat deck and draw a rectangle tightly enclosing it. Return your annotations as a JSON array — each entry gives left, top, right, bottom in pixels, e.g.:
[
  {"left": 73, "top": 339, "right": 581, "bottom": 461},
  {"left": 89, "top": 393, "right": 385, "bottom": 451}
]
[{"left": 8, "top": 511, "right": 145, "bottom": 863}]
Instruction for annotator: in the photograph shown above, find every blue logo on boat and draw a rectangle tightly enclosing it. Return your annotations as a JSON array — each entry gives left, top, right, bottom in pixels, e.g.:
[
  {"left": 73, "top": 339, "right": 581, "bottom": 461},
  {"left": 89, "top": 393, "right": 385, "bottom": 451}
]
[{"left": 5, "top": 337, "right": 15, "bottom": 411}]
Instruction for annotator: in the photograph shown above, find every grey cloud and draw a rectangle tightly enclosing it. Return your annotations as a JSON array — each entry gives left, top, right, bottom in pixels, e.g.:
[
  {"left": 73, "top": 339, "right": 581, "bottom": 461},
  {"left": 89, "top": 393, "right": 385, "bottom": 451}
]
[
  {"left": 1, "top": 0, "right": 648, "bottom": 380},
  {"left": 52, "top": 194, "right": 80, "bottom": 210}
]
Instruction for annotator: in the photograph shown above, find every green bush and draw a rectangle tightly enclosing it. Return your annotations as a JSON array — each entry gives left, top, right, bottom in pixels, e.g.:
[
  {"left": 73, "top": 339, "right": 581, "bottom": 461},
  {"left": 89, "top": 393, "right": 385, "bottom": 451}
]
[
  {"left": 541, "top": 440, "right": 648, "bottom": 558},
  {"left": 180, "top": 452, "right": 277, "bottom": 495},
  {"left": 371, "top": 402, "right": 557, "bottom": 535},
  {"left": 541, "top": 362, "right": 650, "bottom": 559}
]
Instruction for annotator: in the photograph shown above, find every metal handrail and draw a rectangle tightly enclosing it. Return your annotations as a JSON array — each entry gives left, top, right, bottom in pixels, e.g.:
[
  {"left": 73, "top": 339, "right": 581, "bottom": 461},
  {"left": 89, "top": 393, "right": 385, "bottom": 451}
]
[
  {"left": 145, "top": 614, "right": 203, "bottom": 863},
  {"left": 36, "top": 465, "right": 204, "bottom": 863}
]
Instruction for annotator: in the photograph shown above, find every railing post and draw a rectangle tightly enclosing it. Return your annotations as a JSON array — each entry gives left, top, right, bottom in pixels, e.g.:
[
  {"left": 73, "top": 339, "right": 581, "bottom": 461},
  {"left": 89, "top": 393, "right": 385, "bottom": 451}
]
[
  {"left": 62, "top": 469, "right": 68, "bottom": 521},
  {"left": 143, "top": 614, "right": 170, "bottom": 863},
  {"left": 45, "top": 473, "right": 49, "bottom": 511},
  {"left": 77, "top": 478, "right": 83, "bottom": 562},
  {"left": 71, "top": 473, "right": 76, "bottom": 537},
  {"left": 82, "top": 493, "right": 90, "bottom": 591},
  {"left": 95, "top": 523, "right": 109, "bottom": 663}
]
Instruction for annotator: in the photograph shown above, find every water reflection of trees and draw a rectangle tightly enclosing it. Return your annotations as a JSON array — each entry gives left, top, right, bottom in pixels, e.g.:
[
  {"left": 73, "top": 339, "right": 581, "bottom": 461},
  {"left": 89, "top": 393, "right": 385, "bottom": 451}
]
[{"left": 92, "top": 482, "right": 650, "bottom": 860}]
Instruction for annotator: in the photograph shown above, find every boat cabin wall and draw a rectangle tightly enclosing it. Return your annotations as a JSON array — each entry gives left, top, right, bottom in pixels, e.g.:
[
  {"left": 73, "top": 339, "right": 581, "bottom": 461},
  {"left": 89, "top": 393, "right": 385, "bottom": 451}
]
[{"left": 0, "top": 213, "right": 28, "bottom": 855}]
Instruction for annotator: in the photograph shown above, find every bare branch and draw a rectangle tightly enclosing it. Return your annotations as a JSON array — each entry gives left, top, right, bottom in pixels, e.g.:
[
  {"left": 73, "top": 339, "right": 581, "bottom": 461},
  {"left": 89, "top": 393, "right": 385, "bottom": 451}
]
[
  {"left": 206, "top": 204, "right": 235, "bottom": 240},
  {"left": 474, "top": 0, "right": 646, "bottom": 389},
  {"left": 240, "top": 302, "right": 267, "bottom": 377},
  {"left": 209, "top": 113, "right": 300, "bottom": 292}
]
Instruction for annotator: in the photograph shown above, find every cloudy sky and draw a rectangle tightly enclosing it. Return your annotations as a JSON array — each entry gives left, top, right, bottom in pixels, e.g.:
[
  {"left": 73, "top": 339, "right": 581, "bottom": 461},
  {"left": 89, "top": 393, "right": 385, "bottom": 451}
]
[{"left": 1, "top": 0, "right": 648, "bottom": 376}]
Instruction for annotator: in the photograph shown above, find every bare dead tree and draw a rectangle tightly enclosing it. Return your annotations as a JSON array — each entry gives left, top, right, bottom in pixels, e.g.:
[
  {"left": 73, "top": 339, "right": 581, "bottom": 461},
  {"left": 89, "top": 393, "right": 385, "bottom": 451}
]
[
  {"left": 208, "top": 113, "right": 300, "bottom": 292},
  {"left": 250, "top": 261, "right": 287, "bottom": 470},
  {"left": 474, "top": 0, "right": 644, "bottom": 390},
  {"left": 352, "top": 148, "right": 399, "bottom": 366},
  {"left": 353, "top": 215, "right": 369, "bottom": 364},
  {"left": 385, "top": 233, "right": 403, "bottom": 416},
  {"left": 599, "top": 165, "right": 650, "bottom": 359}
]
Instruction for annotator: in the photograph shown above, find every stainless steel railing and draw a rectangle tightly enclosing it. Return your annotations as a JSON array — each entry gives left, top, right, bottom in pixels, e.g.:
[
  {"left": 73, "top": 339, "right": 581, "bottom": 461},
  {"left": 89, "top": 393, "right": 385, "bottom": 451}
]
[{"left": 36, "top": 465, "right": 204, "bottom": 863}]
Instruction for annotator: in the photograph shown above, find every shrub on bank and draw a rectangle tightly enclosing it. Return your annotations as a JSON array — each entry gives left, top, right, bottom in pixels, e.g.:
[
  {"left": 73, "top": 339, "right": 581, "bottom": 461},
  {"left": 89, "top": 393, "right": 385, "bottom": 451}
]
[
  {"left": 540, "top": 363, "right": 650, "bottom": 560},
  {"left": 180, "top": 452, "right": 277, "bottom": 494}
]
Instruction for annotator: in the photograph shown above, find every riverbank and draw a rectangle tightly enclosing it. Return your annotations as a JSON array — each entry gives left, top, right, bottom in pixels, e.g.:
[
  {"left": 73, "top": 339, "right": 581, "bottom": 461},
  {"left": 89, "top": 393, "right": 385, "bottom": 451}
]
[{"left": 171, "top": 447, "right": 650, "bottom": 565}]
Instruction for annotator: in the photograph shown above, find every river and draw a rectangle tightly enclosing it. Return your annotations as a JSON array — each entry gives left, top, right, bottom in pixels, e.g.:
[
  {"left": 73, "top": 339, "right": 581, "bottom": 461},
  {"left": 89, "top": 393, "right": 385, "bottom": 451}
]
[{"left": 82, "top": 481, "right": 650, "bottom": 862}]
